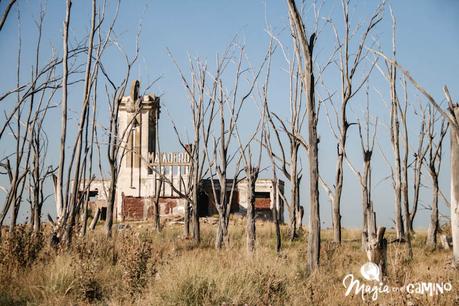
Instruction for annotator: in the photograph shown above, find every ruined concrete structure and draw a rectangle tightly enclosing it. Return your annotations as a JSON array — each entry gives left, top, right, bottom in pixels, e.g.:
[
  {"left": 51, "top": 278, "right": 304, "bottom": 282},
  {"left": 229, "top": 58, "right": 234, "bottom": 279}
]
[{"left": 81, "top": 81, "right": 284, "bottom": 223}]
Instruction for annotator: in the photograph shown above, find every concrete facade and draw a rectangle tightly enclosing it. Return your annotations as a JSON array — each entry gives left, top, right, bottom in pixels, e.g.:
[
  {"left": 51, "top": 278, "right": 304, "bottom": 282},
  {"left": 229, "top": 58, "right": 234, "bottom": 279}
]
[{"left": 79, "top": 81, "right": 284, "bottom": 223}]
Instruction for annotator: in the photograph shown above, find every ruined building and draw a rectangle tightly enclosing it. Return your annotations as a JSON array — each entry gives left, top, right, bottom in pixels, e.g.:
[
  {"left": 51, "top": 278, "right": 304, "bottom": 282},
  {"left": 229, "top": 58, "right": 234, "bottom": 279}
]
[{"left": 81, "top": 81, "right": 284, "bottom": 223}]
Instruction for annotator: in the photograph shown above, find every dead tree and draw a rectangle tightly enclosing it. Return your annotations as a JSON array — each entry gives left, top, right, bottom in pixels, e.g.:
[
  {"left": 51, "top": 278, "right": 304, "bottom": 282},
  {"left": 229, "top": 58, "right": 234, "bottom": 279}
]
[
  {"left": 236, "top": 117, "right": 264, "bottom": 255},
  {"left": 409, "top": 106, "right": 428, "bottom": 233},
  {"left": 398, "top": 77, "right": 413, "bottom": 258},
  {"left": 0, "top": 0, "right": 17, "bottom": 32},
  {"left": 2, "top": 12, "right": 34, "bottom": 235},
  {"left": 55, "top": 0, "right": 71, "bottom": 224},
  {"left": 201, "top": 48, "right": 235, "bottom": 248},
  {"left": 345, "top": 86, "right": 388, "bottom": 274},
  {"left": 366, "top": 227, "right": 388, "bottom": 278},
  {"left": 374, "top": 9, "right": 408, "bottom": 240},
  {"left": 104, "top": 67, "right": 141, "bottom": 238},
  {"left": 318, "top": 0, "right": 384, "bottom": 245},
  {"left": 30, "top": 83, "right": 57, "bottom": 233},
  {"left": 346, "top": 86, "right": 378, "bottom": 250},
  {"left": 265, "top": 56, "right": 302, "bottom": 241},
  {"left": 450, "top": 103, "right": 459, "bottom": 267},
  {"left": 153, "top": 120, "right": 163, "bottom": 233},
  {"left": 62, "top": 0, "right": 98, "bottom": 245},
  {"left": 388, "top": 10, "right": 404, "bottom": 240},
  {"left": 203, "top": 42, "right": 268, "bottom": 249},
  {"left": 286, "top": 0, "right": 320, "bottom": 271},
  {"left": 49, "top": 0, "right": 123, "bottom": 241},
  {"left": 205, "top": 51, "right": 241, "bottom": 249},
  {"left": 264, "top": 112, "right": 282, "bottom": 254},
  {"left": 169, "top": 53, "right": 215, "bottom": 244},
  {"left": 426, "top": 108, "right": 448, "bottom": 249},
  {"left": 80, "top": 78, "right": 98, "bottom": 237},
  {"left": 261, "top": 40, "right": 282, "bottom": 253},
  {"left": 373, "top": 50, "right": 459, "bottom": 266},
  {"left": 0, "top": 4, "right": 76, "bottom": 235}
]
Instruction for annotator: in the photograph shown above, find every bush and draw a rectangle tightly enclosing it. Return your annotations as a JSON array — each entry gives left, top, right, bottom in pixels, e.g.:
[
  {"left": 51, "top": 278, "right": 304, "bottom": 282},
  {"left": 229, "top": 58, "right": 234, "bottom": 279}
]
[
  {"left": 119, "top": 232, "right": 157, "bottom": 296},
  {"left": 0, "top": 226, "right": 44, "bottom": 271}
]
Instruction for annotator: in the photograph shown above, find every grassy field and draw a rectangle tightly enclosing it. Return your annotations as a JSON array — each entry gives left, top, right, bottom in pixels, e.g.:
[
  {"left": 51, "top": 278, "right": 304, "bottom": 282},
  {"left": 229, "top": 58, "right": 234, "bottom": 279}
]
[{"left": 0, "top": 220, "right": 458, "bottom": 305}]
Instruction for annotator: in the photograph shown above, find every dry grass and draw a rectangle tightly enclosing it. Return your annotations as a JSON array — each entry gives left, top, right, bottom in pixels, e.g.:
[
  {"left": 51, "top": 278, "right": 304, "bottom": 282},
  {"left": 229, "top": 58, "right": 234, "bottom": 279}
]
[{"left": 0, "top": 221, "right": 458, "bottom": 305}]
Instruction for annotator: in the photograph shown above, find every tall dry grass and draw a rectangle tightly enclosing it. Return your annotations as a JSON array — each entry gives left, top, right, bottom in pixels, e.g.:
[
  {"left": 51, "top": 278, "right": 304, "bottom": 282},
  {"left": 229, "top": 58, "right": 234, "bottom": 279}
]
[{"left": 0, "top": 220, "right": 458, "bottom": 305}]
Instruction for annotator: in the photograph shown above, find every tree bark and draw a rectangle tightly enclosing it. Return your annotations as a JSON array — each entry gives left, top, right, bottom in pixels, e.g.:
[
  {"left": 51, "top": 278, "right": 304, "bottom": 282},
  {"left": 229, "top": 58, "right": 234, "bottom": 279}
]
[
  {"left": 89, "top": 207, "right": 100, "bottom": 230},
  {"left": 333, "top": 140, "right": 345, "bottom": 244},
  {"left": 184, "top": 200, "right": 190, "bottom": 238},
  {"left": 105, "top": 167, "right": 116, "bottom": 238},
  {"left": 410, "top": 149, "right": 423, "bottom": 232},
  {"left": 33, "top": 203, "right": 42, "bottom": 233},
  {"left": 287, "top": 0, "right": 320, "bottom": 272},
  {"left": 55, "top": 0, "right": 71, "bottom": 222},
  {"left": 289, "top": 146, "right": 299, "bottom": 240},
  {"left": 246, "top": 169, "right": 258, "bottom": 255},
  {"left": 273, "top": 180, "right": 282, "bottom": 254},
  {"left": 427, "top": 173, "right": 439, "bottom": 248},
  {"left": 191, "top": 172, "right": 200, "bottom": 244},
  {"left": 216, "top": 210, "right": 228, "bottom": 249},
  {"left": 390, "top": 83, "right": 404, "bottom": 240},
  {"left": 450, "top": 107, "right": 459, "bottom": 266},
  {"left": 0, "top": 0, "right": 17, "bottom": 32}
]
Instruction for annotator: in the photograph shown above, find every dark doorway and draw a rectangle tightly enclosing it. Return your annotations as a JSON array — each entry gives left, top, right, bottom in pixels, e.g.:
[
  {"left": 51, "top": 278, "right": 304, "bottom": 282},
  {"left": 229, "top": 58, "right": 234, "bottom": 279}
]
[
  {"left": 198, "top": 191, "right": 209, "bottom": 217},
  {"left": 100, "top": 207, "right": 107, "bottom": 221}
]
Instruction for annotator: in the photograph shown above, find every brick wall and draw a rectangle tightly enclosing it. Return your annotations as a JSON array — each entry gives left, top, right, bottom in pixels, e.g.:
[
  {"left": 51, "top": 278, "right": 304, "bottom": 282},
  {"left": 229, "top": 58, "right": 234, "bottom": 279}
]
[{"left": 122, "top": 196, "right": 144, "bottom": 221}]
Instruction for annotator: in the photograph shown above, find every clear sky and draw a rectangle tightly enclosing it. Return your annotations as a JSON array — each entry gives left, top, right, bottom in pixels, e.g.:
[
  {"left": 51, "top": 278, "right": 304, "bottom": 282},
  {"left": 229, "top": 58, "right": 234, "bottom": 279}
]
[{"left": 0, "top": 0, "right": 458, "bottom": 229}]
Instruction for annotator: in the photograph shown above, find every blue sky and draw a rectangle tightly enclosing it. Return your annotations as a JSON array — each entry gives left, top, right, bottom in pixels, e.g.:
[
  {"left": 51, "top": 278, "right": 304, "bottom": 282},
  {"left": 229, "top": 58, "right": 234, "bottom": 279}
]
[{"left": 0, "top": 0, "right": 458, "bottom": 229}]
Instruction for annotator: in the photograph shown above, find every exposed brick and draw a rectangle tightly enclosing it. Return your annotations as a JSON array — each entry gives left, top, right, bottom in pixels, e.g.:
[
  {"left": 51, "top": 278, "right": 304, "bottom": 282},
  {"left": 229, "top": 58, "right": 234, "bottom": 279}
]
[{"left": 122, "top": 196, "right": 144, "bottom": 220}]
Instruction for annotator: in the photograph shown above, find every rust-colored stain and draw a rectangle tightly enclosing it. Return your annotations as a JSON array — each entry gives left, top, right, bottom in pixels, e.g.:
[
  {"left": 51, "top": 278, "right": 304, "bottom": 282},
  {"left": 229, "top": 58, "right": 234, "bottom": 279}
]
[
  {"left": 122, "top": 196, "right": 144, "bottom": 220},
  {"left": 122, "top": 190, "right": 274, "bottom": 221},
  {"left": 255, "top": 197, "right": 271, "bottom": 210},
  {"left": 158, "top": 198, "right": 178, "bottom": 214}
]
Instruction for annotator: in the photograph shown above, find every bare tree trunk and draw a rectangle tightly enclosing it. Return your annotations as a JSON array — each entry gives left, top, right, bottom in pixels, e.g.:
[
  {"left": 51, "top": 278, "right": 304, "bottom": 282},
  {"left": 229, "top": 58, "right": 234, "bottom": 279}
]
[
  {"left": 451, "top": 107, "right": 459, "bottom": 266},
  {"left": 33, "top": 202, "right": 42, "bottom": 233},
  {"left": 306, "top": 97, "right": 321, "bottom": 272},
  {"left": 216, "top": 210, "right": 228, "bottom": 249},
  {"left": 424, "top": 109, "right": 447, "bottom": 249},
  {"left": 89, "top": 207, "right": 100, "bottom": 230},
  {"left": 264, "top": 110, "right": 282, "bottom": 253},
  {"left": 246, "top": 167, "right": 258, "bottom": 255},
  {"left": 191, "top": 182, "right": 200, "bottom": 244},
  {"left": 332, "top": 148, "right": 344, "bottom": 244},
  {"left": 323, "top": 0, "right": 383, "bottom": 245},
  {"left": 388, "top": 9, "right": 404, "bottom": 240},
  {"left": 273, "top": 180, "right": 282, "bottom": 254},
  {"left": 410, "top": 114, "right": 427, "bottom": 233},
  {"left": 0, "top": 0, "right": 17, "bottom": 32},
  {"left": 9, "top": 197, "right": 18, "bottom": 235},
  {"left": 361, "top": 151, "right": 374, "bottom": 249},
  {"left": 289, "top": 148, "right": 299, "bottom": 240},
  {"left": 372, "top": 53, "right": 459, "bottom": 267},
  {"left": 105, "top": 168, "right": 116, "bottom": 238},
  {"left": 55, "top": 0, "right": 71, "bottom": 222},
  {"left": 287, "top": 0, "right": 320, "bottom": 272},
  {"left": 154, "top": 178, "right": 163, "bottom": 233},
  {"left": 63, "top": 0, "right": 96, "bottom": 246},
  {"left": 215, "top": 161, "right": 228, "bottom": 249},
  {"left": 390, "top": 81, "right": 404, "bottom": 240},
  {"left": 400, "top": 79, "right": 413, "bottom": 258},
  {"left": 366, "top": 227, "right": 388, "bottom": 279},
  {"left": 184, "top": 200, "right": 190, "bottom": 238},
  {"left": 410, "top": 164, "right": 422, "bottom": 232},
  {"left": 427, "top": 173, "right": 439, "bottom": 248}
]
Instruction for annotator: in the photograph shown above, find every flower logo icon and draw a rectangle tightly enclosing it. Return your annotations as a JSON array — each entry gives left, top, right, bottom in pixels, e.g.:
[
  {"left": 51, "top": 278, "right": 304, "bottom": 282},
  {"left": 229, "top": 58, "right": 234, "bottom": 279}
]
[{"left": 360, "top": 262, "right": 380, "bottom": 281}]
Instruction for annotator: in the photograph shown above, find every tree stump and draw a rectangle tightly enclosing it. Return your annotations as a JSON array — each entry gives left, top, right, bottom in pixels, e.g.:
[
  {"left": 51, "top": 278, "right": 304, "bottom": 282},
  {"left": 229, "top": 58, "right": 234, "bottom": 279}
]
[{"left": 365, "top": 226, "right": 388, "bottom": 277}]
